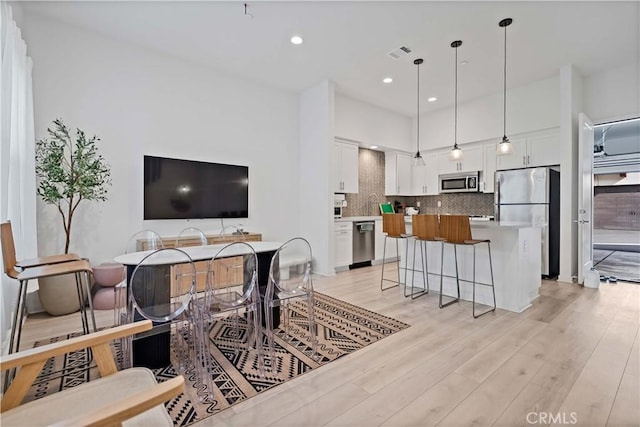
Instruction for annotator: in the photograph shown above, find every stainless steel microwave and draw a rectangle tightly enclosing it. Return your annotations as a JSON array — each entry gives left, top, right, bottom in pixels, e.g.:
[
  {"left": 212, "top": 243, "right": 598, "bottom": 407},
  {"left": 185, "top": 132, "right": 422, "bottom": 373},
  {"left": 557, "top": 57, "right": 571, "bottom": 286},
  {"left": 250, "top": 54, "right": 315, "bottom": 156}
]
[{"left": 439, "top": 172, "right": 480, "bottom": 193}]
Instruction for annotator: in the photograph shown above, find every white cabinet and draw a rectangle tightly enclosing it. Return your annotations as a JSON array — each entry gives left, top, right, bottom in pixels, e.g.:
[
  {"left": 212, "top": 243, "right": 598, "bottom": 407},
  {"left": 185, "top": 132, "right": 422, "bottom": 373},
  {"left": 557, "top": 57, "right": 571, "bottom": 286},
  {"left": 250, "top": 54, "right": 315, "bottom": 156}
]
[
  {"left": 385, "top": 152, "right": 412, "bottom": 195},
  {"left": 375, "top": 219, "right": 397, "bottom": 262},
  {"left": 411, "top": 153, "right": 439, "bottom": 195},
  {"left": 496, "top": 131, "right": 560, "bottom": 170},
  {"left": 483, "top": 143, "right": 497, "bottom": 193},
  {"left": 438, "top": 146, "right": 483, "bottom": 175},
  {"left": 332, "top": 141, "right": 359, "bottom": 193},
  {"left": 334, "top": 222, "right": 353, "bottom": 268}
]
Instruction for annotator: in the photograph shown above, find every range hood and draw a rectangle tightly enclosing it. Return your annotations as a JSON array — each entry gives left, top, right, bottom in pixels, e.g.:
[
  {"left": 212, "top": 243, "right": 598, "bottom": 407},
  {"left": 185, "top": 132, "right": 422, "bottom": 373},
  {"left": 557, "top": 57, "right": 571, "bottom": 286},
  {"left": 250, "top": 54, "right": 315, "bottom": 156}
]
[{"left": 594, "top": 118, "right": 640, "bottom": 174}]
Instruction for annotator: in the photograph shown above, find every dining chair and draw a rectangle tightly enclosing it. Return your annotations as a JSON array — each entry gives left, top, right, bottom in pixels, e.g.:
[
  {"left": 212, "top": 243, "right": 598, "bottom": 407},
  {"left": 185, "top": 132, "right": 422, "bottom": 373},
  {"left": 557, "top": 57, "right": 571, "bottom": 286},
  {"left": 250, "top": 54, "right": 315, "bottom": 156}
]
[
  {"left": 175, "top": 227, "right": 208, "bottom": 247},
  {"left": 203, "top": 241, "right": 265, "bottom": 379},
  {"left": 125, "top": 247, "right": 212, "bottom": 403},
  {"left": 264, "top": 237, "right": 318, "bottom": 364},
  {"left": 1, "top": 222, "right": 95, "bottom": 356},
  {"left": 0, "top": 320, "right": 184, "bottom": 426},
  {"left": 438, "top": 215, "right": 496, "bottom": 318}
]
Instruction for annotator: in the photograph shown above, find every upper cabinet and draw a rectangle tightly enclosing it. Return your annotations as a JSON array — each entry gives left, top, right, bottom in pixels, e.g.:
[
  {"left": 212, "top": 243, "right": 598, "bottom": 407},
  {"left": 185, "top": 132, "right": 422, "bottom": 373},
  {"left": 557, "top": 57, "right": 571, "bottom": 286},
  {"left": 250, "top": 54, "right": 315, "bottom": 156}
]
[
  {"left": 411, "top": 153, "right": 439, "bottom": 195},
  {"left": 438, "top": 146, "right": 483, "bottom": 175},
  {"left": 496, "top": 130, "right": 560, "bottom": 170},
  {"left": 332, "top": 140, "right": 359, "bottom": 193},
  {"left": 385, "top": 152, "right": 412, "bottom": 195}
]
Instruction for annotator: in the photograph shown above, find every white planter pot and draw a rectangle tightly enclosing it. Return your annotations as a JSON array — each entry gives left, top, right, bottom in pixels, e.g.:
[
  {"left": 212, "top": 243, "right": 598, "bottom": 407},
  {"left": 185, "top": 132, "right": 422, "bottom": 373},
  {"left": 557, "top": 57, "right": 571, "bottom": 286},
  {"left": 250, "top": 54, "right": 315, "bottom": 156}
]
[{"left": 38, "top": 273, "right": 89, "bottom": 316}]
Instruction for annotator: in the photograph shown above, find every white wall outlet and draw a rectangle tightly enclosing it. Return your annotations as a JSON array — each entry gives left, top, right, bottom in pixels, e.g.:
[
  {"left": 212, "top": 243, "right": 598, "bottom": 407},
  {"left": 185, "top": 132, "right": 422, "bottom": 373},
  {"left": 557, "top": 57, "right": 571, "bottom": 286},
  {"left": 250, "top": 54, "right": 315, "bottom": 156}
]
[
  {"left": 416, "top": 201, "right": 421, "bottom": 207},
  {"left": 437, "top": 200, "right": 442, "bottom": 208}
]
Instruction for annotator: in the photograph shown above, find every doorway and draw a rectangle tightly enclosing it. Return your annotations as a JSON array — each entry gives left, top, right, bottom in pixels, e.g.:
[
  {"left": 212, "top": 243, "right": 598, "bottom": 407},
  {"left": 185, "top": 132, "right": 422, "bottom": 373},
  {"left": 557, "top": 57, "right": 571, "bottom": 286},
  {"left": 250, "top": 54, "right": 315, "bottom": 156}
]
[{"left": 592, "top": 117, "right": 640, "bottom": 283}]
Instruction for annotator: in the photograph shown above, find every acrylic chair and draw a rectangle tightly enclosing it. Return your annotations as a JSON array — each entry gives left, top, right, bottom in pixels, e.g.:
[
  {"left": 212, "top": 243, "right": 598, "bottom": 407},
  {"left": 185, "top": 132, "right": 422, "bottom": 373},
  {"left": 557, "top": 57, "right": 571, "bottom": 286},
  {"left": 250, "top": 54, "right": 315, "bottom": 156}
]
[
  {"left": 264, "top": 237, "right": 318, "bottom": 364},
  {"left": 406, "top": 214, "right": 441, "bottom": 299},
  {"left": 204, "top": 241, "right": 265, "bottom": 378},
  {"left": 438, "top": 215, "right": 496, "bottom": 318},
  {"left": 124, "top": 247, "right": 212, "bottom": 403},
  {"left": 220, "top": 224, "right": 247, "bottom": 241},
  {"left": 175, "top": 227, "right": 208, "bottom": 248}
]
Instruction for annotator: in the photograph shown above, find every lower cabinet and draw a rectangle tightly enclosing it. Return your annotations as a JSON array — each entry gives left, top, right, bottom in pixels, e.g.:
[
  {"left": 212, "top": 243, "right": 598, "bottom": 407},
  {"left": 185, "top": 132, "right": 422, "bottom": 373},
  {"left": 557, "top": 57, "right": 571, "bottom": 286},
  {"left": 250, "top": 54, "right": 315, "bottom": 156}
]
[{"left": 334, "top": 222, "right": 353, "bottom": 269}]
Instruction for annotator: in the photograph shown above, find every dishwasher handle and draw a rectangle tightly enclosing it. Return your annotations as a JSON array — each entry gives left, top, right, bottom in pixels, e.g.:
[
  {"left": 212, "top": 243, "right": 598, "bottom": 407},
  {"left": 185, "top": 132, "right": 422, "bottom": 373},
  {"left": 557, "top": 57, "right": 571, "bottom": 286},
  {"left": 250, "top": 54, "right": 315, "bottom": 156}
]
[{"left": 355, "top": 222, "right": 374, "bottom": 232}]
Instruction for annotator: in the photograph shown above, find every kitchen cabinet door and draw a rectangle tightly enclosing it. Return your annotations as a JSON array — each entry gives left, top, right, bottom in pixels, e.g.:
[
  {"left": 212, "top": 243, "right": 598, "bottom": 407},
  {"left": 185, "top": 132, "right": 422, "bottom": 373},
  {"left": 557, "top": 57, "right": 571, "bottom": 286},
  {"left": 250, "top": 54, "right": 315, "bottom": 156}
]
[
  {"left": 483, "top": 143, "right": 497, "bottom": 193},
  {"left": 333, "top": 141, "right": 359, "bottom": 193},
  {"left": 385, "top": 152, "right": 412, "bottom": 195},
  {"left": 459, "top": 147, "right": 483, "bottom": 173},
  {"left": 334, "top": 223, "right": 353, "bottom": 268},
  {"left": 527, "top": 132, "right": 560, "bottom": 167},
  {"left": 438, "top": 151, "right": 459, "bottom": 175},
  {"left": 411, "top": 153, "right": 438, "bottom": 195},
  {"left": 496, "top": 138, "right": 527, "bottom": 170}
]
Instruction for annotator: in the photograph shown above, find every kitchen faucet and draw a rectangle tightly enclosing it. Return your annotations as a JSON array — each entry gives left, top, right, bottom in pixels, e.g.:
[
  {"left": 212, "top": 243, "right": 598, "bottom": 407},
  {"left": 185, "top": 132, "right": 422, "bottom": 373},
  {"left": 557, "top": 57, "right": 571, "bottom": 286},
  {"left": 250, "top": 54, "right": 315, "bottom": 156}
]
[{"left": 367, "top": 192, "right": 380, "bottom": 216}]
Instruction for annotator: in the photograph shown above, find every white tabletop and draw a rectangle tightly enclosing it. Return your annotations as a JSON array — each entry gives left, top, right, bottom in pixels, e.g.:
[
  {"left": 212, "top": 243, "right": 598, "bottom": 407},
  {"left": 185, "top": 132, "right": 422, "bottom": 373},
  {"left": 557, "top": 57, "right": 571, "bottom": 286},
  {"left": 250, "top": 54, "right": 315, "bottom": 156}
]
[{"left": 113, "top": 241, "right": 283, "bottom": 266}]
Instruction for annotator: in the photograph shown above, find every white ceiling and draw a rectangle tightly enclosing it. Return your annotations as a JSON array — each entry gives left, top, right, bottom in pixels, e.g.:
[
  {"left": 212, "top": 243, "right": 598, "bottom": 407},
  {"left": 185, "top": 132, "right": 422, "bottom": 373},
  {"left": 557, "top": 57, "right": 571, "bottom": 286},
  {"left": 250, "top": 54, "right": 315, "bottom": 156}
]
[{"left": 21, "top": 1, "right": 640, "bottom": 117}]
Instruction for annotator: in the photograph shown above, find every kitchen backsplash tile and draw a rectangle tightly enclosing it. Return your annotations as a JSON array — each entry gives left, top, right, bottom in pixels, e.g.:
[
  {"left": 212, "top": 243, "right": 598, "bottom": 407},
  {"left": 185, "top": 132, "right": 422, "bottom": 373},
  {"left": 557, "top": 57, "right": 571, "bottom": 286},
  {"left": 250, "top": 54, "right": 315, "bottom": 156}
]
[
  {"left": 342, "top": 148, "right": 494, "bottom": 217},
  {"left": 342, "top": 148, "right": 391, "bottom": 217}
]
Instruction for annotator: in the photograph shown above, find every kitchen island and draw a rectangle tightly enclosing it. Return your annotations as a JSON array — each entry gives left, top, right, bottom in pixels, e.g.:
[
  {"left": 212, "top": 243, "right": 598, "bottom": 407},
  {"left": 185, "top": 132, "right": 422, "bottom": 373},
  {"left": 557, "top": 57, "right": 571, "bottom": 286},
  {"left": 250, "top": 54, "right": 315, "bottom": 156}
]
[{"left": 400, "top": 218, "right": 542, "bottom": 313}]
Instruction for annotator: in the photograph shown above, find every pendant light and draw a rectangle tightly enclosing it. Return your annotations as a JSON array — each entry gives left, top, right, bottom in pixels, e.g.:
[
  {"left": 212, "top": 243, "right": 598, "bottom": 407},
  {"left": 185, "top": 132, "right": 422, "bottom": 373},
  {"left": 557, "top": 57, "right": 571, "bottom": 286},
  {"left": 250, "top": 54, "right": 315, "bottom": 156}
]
[
  {"left": 497, "top": 18, "right": 514, "bottom": 155},
  {"left": 412, "top": 58, "right": 426, "bottom": 167},
  {"left": 449, "top": 40, "right": 463, "bottom": 161}
]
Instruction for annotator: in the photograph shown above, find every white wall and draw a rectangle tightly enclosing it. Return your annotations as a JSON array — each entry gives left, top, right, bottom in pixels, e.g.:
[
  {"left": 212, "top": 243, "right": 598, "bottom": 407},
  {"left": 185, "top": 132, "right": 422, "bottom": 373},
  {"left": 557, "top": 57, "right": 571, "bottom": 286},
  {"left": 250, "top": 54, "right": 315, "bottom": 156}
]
[
  {"left": 300, "top": 81, "right": 334, "bottom": 276},
  {"left": 419, "top": 76, "right": 560, "bottom": 150},
  {"left": 583, "top": 62, "right": 640, "bottom": 123},
  {"left": 335, "top": 93, "right": 412, "bottom": 152},
  {"left": 21, "top": 12, "right": 301, "bottom": 265}
]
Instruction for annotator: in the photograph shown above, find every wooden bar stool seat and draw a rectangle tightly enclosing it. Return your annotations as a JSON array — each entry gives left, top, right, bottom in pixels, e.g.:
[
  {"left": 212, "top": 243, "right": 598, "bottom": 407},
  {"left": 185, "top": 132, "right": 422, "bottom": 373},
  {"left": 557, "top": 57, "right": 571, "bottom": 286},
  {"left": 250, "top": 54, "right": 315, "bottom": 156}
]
[
  {"left": 438, "top": 215, "right": 496, "bottom": 318},
  {"left": 380, "top": 213, "right": 413, "bottom": 291},
  {"left": 406, "top": 214, "right": 441, "bottom": 299}
]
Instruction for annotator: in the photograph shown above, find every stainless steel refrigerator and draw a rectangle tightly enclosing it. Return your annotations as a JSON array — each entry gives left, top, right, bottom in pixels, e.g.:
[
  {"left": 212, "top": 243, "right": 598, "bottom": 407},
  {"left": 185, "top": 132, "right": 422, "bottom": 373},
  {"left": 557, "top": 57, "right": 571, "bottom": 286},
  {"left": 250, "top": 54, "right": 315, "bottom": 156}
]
[{"left": 495, "top": 167, "right": 560, "bottom": 278}]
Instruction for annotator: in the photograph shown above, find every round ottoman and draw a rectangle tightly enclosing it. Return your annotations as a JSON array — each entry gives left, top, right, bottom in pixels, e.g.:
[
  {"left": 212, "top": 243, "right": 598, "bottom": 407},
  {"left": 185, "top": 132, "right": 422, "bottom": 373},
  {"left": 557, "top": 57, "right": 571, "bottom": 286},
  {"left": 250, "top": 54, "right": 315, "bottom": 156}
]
[{"left": 92, "top": 263, "right": 126, "bottom": 310}]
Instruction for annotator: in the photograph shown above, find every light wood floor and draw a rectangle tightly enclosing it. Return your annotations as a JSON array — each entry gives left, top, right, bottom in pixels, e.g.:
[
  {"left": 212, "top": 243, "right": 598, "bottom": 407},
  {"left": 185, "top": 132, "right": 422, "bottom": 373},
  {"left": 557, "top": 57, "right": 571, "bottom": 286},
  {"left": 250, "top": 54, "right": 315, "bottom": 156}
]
[{"left": 19, "top": 264, "right": 640, "bottom": 427}]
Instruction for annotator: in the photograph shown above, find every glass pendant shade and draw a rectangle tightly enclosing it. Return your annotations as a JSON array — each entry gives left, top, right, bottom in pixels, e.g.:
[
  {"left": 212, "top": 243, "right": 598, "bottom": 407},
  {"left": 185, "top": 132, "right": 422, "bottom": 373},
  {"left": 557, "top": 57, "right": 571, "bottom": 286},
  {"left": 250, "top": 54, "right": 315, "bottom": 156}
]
[
  {"left": 498, "top": 135, "right": 513, "bottom": 155},
  {"left": 450, "top": 144, "right": 463, "bottom": 160},
  {"left": 413, "top": 152, "right": 426, "bottom": 167}
]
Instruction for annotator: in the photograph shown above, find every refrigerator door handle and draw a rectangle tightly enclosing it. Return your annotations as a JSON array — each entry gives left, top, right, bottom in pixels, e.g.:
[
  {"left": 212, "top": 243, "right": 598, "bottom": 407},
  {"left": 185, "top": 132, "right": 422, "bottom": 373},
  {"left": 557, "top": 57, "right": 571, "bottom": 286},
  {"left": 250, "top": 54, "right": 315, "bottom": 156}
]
[{"left": 495, "top": 180, "right": 500, "bottom": 220}]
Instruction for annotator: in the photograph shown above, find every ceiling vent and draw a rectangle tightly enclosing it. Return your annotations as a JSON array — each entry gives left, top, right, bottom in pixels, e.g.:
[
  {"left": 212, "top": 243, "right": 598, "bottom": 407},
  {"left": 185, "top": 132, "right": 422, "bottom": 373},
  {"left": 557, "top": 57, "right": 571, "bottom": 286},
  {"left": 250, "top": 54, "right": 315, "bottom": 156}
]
[{"left": 387, "top": 46, "right": 412, "bottom": 59}]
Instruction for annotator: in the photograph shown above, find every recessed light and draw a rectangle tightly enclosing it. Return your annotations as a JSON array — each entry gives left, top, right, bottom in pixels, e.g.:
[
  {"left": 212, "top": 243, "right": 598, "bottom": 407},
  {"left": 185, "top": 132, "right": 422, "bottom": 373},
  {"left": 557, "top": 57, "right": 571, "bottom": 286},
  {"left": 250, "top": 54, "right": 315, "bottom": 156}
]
[
  {"left": 460, "top": 60, "right": 469, "bottom": 65},
  {"left": 383, "top": 77, "right": 393, "bottom": 84},
  {"left": 290, "top": 35, "right": 303, "bottom": 45},
  {"left": 427, "top": 97, "right": 437, "bottom": 102},
  {"left": 370, "top": 145, "right": 378, "bottom": 149}
]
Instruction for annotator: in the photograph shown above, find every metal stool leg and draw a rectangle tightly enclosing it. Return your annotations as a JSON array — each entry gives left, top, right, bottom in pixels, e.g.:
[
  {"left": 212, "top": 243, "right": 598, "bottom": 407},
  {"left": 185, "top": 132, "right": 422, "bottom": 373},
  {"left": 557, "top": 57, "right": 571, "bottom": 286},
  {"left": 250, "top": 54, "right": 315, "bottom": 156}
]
[
  {"left": 473, "top": 242, "right": 497, "bottom": 318},
  {"left": 381, "top": 235, "right": 400, "bottom": 291},
  {"left": 406, "top": 239, "right": 428, "bottom": 299},
  {"left": 439, "top": 243, "right": 460, "bottom": 308}
]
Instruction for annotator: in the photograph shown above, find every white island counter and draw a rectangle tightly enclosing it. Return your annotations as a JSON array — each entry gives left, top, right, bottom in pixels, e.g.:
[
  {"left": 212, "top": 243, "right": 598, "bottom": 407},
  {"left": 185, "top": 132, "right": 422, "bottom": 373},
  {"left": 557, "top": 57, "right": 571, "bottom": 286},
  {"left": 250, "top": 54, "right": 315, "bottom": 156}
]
[{"left": 399, "top": 219, "right": 542, "bottom": 313}]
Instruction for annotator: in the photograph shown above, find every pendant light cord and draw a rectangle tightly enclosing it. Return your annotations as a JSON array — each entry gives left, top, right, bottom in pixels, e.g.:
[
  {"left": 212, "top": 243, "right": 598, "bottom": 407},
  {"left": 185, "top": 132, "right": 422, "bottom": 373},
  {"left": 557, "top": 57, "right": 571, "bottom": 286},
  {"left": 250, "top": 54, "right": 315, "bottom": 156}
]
[
  {"left": 454, "top": 44, "right": 458, "bottom": 146},
  {"left": 503, "top": 23, "right": 507, "bottom": 139},
  {"left": 417, "top": 60, "right": 420, "bottom": 154}
]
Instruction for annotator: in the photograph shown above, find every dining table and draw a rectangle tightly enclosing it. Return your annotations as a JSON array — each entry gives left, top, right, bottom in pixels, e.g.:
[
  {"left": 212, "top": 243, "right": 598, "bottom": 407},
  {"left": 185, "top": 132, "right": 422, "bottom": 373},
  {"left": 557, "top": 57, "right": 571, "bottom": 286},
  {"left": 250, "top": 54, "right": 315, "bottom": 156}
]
[{"left": 113, "top": 241, "right": 283, "bottom": 368}]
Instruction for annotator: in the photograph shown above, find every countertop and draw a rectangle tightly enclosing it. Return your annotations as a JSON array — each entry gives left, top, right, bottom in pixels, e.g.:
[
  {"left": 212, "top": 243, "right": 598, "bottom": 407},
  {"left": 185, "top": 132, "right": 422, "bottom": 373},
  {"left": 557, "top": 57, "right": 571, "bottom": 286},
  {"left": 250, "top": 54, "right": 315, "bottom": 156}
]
[{"left": 336, "top": 215, "right": 541, "bottom": 229}]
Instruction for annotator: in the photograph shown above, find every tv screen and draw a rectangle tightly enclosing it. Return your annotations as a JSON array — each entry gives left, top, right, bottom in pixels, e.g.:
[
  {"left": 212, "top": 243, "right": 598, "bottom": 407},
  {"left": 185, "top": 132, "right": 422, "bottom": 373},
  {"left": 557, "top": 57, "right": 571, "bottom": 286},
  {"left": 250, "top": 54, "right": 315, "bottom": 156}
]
[{"left": 143, "top": 155, "right": 248, "bottom": 220}]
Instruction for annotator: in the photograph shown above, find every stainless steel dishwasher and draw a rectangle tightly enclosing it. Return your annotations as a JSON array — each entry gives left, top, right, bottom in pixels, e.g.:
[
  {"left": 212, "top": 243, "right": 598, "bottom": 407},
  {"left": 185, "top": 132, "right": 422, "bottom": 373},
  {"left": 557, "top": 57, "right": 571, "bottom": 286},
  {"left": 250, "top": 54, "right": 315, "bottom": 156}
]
[{"left": 352, "top": 221, "right": 375, "bottom": 266}]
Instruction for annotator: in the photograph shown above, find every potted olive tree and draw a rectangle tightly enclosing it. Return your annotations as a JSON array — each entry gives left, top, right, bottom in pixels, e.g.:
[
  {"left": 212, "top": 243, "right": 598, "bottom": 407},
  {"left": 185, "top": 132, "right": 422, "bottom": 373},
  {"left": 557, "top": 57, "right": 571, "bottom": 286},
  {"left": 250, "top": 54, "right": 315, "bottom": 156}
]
[{"left": 35, "top": 119, "right": 111, "bottom": 315}]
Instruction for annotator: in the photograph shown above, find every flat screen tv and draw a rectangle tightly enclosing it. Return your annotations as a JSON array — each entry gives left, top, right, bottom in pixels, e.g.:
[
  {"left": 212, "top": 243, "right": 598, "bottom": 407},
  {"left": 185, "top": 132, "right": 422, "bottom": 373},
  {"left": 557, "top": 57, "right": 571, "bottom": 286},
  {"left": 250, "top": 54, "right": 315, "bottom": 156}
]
[{"left": 143, "top": 155, "right": 248, "bottom": 220}]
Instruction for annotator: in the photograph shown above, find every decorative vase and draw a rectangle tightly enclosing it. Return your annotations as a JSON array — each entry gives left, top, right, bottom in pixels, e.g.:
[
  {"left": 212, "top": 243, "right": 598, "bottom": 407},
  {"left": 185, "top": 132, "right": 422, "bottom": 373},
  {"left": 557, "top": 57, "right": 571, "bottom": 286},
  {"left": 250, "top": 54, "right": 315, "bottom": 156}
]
[{"left": 38, "top": 273, "right": 89, "bottom": 316}]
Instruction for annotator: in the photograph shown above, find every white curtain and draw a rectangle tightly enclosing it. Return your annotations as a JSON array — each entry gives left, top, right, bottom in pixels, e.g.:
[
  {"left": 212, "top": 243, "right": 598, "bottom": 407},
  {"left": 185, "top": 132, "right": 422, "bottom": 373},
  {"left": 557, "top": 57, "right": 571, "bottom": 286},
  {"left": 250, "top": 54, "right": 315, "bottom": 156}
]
[{"left": 0, "top": 3, "right": 37, "bottom": 354}]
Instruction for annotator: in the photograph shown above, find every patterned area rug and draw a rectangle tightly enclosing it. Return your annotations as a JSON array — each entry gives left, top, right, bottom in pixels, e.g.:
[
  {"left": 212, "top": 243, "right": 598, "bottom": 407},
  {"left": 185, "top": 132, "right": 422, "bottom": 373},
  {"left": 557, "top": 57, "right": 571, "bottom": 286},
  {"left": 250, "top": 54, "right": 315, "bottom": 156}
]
[{"left": 24, "top": 292, "right": 409, "bottom": 426}]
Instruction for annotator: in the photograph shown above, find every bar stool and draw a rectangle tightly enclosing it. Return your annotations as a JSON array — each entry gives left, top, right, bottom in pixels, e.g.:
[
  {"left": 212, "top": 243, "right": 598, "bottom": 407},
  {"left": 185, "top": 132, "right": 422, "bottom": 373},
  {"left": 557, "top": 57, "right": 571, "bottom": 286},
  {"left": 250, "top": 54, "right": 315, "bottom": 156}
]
[
  {"left": 406, "top": 214, "right": 441, "bottom": 299},
  {"left": 438, "top": 215, "right": 496, "bottom": 318},
  {"left": 380, "top": 213, "right": 412, "bottom": 291}
]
